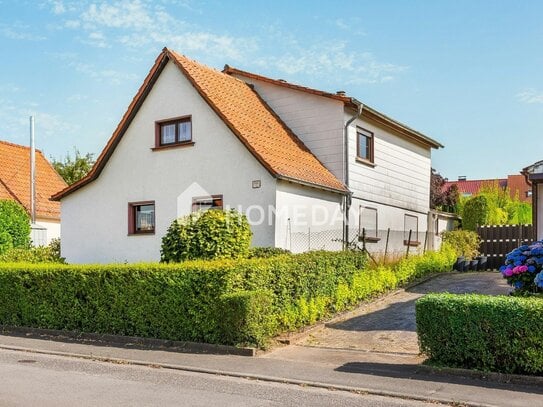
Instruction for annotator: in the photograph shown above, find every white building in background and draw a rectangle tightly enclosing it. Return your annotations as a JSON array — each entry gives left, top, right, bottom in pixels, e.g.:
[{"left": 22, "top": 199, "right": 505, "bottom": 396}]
[
  {"left": 0, "top": 140, "right": 67, "bottom": 245},
  {"left": 54, "top": 48, "right": 443, "bottom": 264}
]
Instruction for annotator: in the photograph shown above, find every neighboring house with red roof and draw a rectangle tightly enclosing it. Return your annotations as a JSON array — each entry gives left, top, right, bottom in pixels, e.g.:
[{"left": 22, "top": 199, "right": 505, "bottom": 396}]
[
  {"left": 53, "top": 48, "right": 443, "bottom": 263},
  {"left": 0, "top": 140, "right": 67, "bottom": 245},
  {"left": 443, "top": 175, "right": 531, "bottom": 202}
]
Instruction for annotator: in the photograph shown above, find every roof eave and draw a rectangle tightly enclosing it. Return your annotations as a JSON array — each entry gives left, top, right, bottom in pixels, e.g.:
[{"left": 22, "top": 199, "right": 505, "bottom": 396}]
[{"left": 276, "top": 174, "right": 349, "bottom": 195}]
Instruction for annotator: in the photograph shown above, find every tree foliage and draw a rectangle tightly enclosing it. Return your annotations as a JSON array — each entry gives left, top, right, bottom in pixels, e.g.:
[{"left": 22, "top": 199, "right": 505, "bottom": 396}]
[
  {"left": 460, "top": 183, "right": 532, "bottom": 229},
  {"left": 51, "top": 148, "right": 95, "bottom": 185},
  {"left": 430, "top": 169, "right": 459, "bottom": 212},
  {"left": 0, "top": 200, "right": 30, "bottom": 250}
]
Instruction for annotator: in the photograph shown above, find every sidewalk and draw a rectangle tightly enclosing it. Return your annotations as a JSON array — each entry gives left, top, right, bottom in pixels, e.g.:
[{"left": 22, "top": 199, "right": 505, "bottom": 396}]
[{"left": 0, "top": 333, "right": 541, "bottom": 407}]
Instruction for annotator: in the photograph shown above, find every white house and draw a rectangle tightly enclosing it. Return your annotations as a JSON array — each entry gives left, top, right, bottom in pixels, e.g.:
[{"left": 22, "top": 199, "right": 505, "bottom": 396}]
[
  {"left": 0, "top": 140, "right": 66, "bottom": 245},
  {"left": 53, "top": 48, "right": 443, "bottom": 263}
]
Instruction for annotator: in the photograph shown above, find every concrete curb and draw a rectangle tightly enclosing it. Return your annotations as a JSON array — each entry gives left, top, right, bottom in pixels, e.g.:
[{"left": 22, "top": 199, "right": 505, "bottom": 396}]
[
  {"left": 0, "top": 344, "right": 491, "bottom": 407},
  {"left": 0, "top": 326, "right": 256, "bottom": 357},
  {"left": 418, "top": 364, "right": 543, "bottom": 386}
]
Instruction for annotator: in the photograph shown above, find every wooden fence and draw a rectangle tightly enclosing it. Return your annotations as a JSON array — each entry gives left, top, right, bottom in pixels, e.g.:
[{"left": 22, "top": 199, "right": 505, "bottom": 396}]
[{"left": 477, "top": 224, "right": 534, "bottom": 270}]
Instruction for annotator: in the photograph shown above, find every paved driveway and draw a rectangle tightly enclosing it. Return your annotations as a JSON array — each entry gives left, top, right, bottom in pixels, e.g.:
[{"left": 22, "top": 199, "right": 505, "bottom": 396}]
[{"left": 273, "top": 272, "right": 510, "bottom": 359}]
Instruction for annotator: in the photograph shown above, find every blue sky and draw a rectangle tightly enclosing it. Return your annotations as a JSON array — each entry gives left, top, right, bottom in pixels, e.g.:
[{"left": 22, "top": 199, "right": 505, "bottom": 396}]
[{"left": 1, "top": 0, "right": 542, "bottom": 180}]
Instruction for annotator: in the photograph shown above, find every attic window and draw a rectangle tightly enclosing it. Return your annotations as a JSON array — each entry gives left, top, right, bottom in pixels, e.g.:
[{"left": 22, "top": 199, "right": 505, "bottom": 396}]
[{"left": 154, "top": 116, "right": 193, "bottom": 149}]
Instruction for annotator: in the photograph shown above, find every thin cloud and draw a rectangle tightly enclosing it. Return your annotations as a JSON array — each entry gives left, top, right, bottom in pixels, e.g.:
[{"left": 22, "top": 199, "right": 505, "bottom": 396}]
[
  {"left": 257, "top": 43, "right": 407, "bottom": 85},
  {"left": 516, "top": 89, "right": 543, "bottom": 104},
  {"left": 0, "top": 23, "right": 47, "bottom": 41}
]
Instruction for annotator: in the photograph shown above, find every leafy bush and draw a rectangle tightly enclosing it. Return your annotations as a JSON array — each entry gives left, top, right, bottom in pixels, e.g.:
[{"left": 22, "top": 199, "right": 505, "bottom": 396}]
[
  {"left": 416, "top": 293, "right": 543, "bottom": 374},
  {"left": 0, "top": 239, "right": 65, "bottom": 264},
  {"left": 0, "top": 247, "right": 455, "bottom": 348},
  {"left": 461, "top": 195, "right": 488, "bottom": 231},
  {"left": 441, "top": 230, "right": 480, "bottom": 259},
  {"left": 0, "top": 231, "right": 13, "bottom": 255},
  {"left": 248, "top": 247, "right": 291, "bottom": 258},
  {"left": 0, "top": 200, "right": 30, "bottom": 248},
  {"left": 499, "top": 241, "right": 543, "bottom": 295},
  {"left": 161, "top": 209, "right": 252, "bottom": 262}
]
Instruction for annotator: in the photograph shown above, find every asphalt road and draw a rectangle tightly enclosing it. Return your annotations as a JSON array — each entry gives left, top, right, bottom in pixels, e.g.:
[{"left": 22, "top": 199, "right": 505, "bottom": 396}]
[{"left": 0, "top": 349, "right": 445, "bottom": 407}]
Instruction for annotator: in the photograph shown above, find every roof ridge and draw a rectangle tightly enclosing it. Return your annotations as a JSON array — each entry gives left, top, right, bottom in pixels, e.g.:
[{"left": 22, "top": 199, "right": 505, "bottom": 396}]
[{"left": 0, "top": 139, "right": 44, "bottom": 154}]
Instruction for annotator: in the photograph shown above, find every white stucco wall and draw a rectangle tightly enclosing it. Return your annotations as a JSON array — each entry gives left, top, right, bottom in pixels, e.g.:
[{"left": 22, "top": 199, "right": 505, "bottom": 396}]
[
  {"left": 230, "top": 74, "right": 345, "bottom": 182},
  {"left": 349, "top": 197, "right": 429, "bottom": 255},
  {"left": 275, "top": 180, "right": 343, "bottom": 253},
  {"left": 61, "top": 60, "right": 276, "bottom": 263},
  {"left": 35, "top": 218, "right": 60, "bottom": 245},
  {"left": 347, "top": 113, "right": 432, "bottom": 215}
]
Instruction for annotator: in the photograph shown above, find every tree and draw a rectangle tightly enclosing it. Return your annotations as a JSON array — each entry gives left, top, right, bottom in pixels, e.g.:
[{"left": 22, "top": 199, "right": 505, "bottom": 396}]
[
  {"left": 51, "top": 148, "right": 95, "bottom": 185},
  {"left": 430, "top": 169, "right": 458, "bottom": 212},
  {"left": 0, "top": 200, "right": 31, "bottom": 249}
]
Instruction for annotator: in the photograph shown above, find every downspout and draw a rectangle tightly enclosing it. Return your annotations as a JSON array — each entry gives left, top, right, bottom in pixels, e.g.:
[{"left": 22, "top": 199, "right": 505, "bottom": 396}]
[{"left": 343, "top": 101, "right": 363, "bottom": 249}]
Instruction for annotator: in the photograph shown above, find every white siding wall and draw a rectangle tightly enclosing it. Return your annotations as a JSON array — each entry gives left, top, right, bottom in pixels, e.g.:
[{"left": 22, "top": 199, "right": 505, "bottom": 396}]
[
  {"left": 230, "top": 75, "right": 345, "bottom": 182},
  {"left": 275, "top": 181, "right": 343, "bottom": 253},
  {"left": 61, "top": 61, "right": 276, "bottom": 264},
  {"left": 347, "top": 113, "right": 432, "bottom": 215}
]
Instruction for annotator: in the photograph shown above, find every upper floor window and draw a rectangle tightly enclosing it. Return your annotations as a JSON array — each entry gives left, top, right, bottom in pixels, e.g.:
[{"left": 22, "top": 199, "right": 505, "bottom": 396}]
[
  {"left": 128, "top": 201, "right": 155, "bottom": 235},
  {"left": 192, "top": 195, "right": 223, "bottom": 212},
  {"left": 155, "top": 116, "right": 192, "bottom": 148},
  {"left": 356, "top": 127, "right": 374, "bottom": 164}
]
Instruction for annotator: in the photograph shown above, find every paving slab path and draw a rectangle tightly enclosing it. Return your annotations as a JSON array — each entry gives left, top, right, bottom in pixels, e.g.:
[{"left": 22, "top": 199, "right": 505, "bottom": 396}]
[{"left": 278, "top": 272, "right": 510, "bottom": 359}]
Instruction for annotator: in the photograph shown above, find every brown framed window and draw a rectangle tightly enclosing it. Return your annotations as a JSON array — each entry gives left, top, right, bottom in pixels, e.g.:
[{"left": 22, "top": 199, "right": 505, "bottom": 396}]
[
  {"left": 155, "top": 116, "right": 192, "bottom": 147},
  {"left": 128, "top": 201, "right": 155, "bottom": 235},
  {"left": 192, "top": 195, "right": 223, "bottom": 212},
  {"left": 403, "top": 214, "right": 419, "bottom": 246},
  {"left": 359, "top": 206, "right": 380, "bottom": 242},
  {"left": 357, "top": 127, "right": 374, "bottom": 164}
]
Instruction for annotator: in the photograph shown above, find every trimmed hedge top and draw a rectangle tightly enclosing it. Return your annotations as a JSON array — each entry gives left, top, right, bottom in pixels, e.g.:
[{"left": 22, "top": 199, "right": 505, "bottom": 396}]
[{"left": 416, "top": 293, "right": 543, "bottom": 374}]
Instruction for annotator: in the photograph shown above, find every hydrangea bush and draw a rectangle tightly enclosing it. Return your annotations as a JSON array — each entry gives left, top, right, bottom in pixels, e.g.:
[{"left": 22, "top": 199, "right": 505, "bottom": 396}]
[{"left": 500, "top": 241, "right": 543, "bottom": 295}]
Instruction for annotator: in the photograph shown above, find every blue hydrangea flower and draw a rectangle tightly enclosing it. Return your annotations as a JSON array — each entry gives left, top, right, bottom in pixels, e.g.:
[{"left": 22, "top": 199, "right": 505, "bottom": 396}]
[{"left": 534, "top": 272, "right": 543, "bottom": 288}]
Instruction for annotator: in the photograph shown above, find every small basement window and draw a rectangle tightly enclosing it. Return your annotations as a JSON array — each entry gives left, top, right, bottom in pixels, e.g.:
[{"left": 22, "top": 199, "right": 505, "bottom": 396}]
[
  {"left": 192, "top": 195, "right": 223, "bottom": 212},
  {"left": 128, "top": 201, "right": 155, "bottom": 235},
  {"left": 403, "top": 214, "right": 419, "bottom": 246},
  {"left": 359, "top": 206, "right": 380, "bottom": 243},
  {"left": 155, "top": 116, "right": 192, "bottom": 148}
]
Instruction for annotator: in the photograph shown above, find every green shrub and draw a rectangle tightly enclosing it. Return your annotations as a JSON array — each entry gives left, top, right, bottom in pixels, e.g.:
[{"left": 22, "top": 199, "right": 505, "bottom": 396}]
[
  {"left": 441, "top": 230, "right": 480, "bottom": 258},
  {"left": 0, "top": 230, "right": 13, "bottom": 255},
  {"left": 248, "top": 247, "right": 291, "bottom": 258},
  {"left": 0, "top": 241, "right": 65, "bottom": 264},
  {"left": 161, "top": 209, "right": 252, "bottom": 262},
  {"left": 0, "top": 200, "right": 30, "bottom": 248},
  {"left": 462, "top": 195, "right": 488, "bottom": 231},
  {"left": 416, "top": 293, "right": 543, "bottom": 374}
]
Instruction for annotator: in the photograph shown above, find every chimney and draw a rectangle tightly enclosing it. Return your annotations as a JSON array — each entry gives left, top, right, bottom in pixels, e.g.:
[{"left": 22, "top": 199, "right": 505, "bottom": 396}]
[
  {"left": 458, "top": 176, "right": 467, "bottom": 181},
  {"left": 336, "top": 90, "right": 346, "bottom": 96}
]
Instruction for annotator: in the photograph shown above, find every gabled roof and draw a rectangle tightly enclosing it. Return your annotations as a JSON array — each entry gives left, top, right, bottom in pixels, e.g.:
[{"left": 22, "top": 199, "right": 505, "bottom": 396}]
[
  {"left": 0, "top": 140, "right": 67, "bottom": 219},
  {"left": 53, "top": 48, "right": 347, "bottom": 200},
  {"left": 224, "top": 66, "right": 443, "bottom": 150}
]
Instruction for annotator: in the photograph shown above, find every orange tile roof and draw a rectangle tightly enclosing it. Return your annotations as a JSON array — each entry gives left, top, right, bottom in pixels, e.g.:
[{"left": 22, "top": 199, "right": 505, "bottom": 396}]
[
  {"left": 53, "top": 48, "right": 347, "bottom": 200},
  {"left": 0, "top": 140, "right": 67, "bottom": 219}
]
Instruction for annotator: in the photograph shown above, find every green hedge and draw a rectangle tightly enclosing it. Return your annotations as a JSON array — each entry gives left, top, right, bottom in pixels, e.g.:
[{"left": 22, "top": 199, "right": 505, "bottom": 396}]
[
  {"left": 0, "top": 248, "right": 454, "bottom": 348},
  {"left": 416, "top": 293, "right": 543, "bottom": 374}
]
